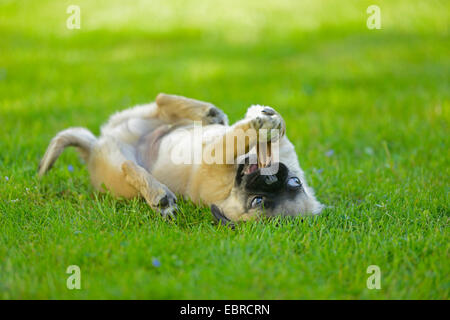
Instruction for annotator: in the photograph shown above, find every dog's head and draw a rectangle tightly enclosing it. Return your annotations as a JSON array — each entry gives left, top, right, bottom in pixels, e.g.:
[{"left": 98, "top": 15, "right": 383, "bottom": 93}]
[{"left": 211, "top": 154, "right": 323, "bottom": 226}]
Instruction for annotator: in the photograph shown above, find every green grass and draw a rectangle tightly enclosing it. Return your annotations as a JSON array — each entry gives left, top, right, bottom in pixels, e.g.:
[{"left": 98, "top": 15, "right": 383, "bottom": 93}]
[{"left": 0, "top": 0, "right": 449, "bottom": 299}]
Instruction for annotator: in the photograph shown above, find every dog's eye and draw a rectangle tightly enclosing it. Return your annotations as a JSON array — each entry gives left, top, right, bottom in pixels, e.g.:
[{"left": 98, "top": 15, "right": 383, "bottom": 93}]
[
  {"left": 251, "top": 196, "right": 263, "bottom": 208},
  {"left": 287, "top": 177, "right": 302, "bottom": 191}
]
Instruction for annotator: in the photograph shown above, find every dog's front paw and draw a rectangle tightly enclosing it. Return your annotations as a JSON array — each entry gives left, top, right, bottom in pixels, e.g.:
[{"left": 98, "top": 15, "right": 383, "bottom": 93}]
[
  {"left": 203, "top": 106, "right": 228, "bottom": 126},
  {"left": 248, "top": 106, "right": 285, "bottom": 142}
]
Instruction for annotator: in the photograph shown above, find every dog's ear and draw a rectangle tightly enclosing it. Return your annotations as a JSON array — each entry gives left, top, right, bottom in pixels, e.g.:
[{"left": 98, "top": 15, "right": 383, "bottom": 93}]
[{"left": 211, "top": 204, "right": 235, "bottom": 229}]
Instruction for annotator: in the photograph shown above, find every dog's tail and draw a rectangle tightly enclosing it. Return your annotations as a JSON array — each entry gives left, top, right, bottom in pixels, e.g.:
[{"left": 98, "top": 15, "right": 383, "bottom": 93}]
[{"left": 38, "top": 127, "right": 97, "bottom": 177}]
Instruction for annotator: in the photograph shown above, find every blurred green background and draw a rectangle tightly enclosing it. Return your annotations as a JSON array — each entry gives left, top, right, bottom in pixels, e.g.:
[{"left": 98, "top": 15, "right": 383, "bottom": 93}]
[{"left": 0, "top": 0, "right": 448, "bottom": 299}]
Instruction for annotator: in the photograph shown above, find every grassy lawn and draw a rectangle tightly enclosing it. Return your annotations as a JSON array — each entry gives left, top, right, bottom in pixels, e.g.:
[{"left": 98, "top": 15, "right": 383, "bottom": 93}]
[{"left": 0, "top": 0, "right": 448, "bottom": 299}]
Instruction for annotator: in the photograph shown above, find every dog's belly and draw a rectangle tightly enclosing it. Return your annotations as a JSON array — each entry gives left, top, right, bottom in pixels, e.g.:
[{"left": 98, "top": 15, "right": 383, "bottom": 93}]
[
  {"left": 138, "top": 124, "right": 228, "bottom": 198},
  {"left": 136, "top": 124, "right": 171, "bottom": 171},
  {"left": 134, "top": 124, "right": 192, "bottom": 195},
  {"left": 150, "top": 126, "right": 197, "bottom": 195}
]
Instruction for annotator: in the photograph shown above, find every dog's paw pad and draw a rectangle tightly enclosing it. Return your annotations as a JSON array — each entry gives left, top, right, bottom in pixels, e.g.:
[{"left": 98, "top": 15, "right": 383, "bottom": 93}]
[
  {"left": 250, "top": 115, "right": 281, "bottom": 131},
  {"left": 261, "top": 107, "right": 276, "bottom": 116},
  {"left": 156, "top": 188, "right": 176, "bottom": 205},
  {"left": 203, "top": 106, "right": 228, "bottom": 125},
  {"left": 157, "top": 192, "right": 176, "bottom": 208},
  {"left": 247, "top": 106, "right": 285, "bottom": 141},
  {"left": 160, "top": 204, "right": 178, "bottom": 219},
  {"left": 154, "top": 190, "right": 177, "bottom": 218}
]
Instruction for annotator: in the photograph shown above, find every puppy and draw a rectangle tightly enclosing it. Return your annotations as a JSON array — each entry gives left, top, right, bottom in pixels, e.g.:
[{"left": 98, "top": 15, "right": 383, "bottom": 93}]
[{"left": 39, "top": 94, "right": 323, "bottom": 225}]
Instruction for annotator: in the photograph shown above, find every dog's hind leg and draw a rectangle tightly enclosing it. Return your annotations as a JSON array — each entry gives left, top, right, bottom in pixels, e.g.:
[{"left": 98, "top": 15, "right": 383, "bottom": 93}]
[
  {"left": 88, "top": 138, "right": 177, "bottom": 217},
  {"left": 155, "top": 93, "right": 228, "bottom": 125},
  {"left": 121, "top": 160, "right": 178, "bottom": 217},
  {"left": 101, "top": 93, "right": 228, "bottom": 143}
]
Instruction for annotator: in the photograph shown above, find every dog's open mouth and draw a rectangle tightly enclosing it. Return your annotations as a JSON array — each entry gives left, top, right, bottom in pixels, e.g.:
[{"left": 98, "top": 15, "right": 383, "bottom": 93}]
[
  {"left": 244, "top": 163, "right": 259, "bottom": 174},
  {"left": 243, "top": 142, "right": 272, "bottom": 175}
]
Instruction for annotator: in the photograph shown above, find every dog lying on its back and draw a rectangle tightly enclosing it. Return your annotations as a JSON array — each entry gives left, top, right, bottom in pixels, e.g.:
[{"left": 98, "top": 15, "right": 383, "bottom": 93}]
[{"left": 39, "top": 94, "right": 323, "bottom": 224}]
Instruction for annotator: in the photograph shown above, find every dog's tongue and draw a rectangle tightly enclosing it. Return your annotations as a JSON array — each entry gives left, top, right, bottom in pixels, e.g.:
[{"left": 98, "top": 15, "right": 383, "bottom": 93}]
[
  {"left": 257, "top": 142, "right": 272, "bottom": 169},
  {"left": 247, "top": 164, "right": 258, "bottom": 174},
  {"left": 244, "top": 142, "right": 272, "bottom": 174}
]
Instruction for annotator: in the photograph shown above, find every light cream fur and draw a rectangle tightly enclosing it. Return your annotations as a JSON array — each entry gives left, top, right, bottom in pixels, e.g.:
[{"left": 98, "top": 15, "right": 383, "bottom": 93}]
[{"left": 39, "top": 93, "right": 323, "bottom": 220}]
